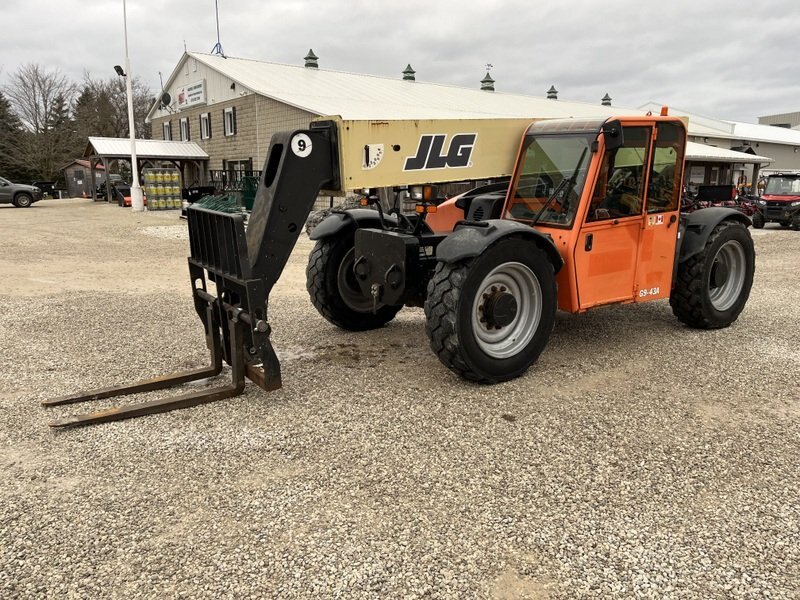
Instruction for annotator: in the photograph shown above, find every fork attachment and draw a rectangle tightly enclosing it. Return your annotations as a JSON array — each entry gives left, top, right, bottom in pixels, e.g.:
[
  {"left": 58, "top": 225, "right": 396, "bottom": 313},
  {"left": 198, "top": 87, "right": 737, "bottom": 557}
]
[{"left": 42, "top": 121, "right": 340, "bottom": 427}]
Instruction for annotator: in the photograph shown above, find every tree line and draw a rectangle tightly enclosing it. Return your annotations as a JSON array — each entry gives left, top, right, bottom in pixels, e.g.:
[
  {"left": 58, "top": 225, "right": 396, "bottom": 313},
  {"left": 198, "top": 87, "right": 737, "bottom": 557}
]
[{"left": 0, "top": 63, "right": 153, "bottom": 184}]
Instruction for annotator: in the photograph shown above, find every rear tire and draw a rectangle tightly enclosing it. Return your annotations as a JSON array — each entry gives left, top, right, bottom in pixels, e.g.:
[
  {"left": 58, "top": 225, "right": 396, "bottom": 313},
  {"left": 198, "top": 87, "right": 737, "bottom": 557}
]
[
  {"left": 13, "top": 193, "right": 32, "bottom": 208},
  {"left": 424, "top": 238, "right": 557, "bottom": 383},
  {"left": 792, "top": 214, "right": 800, "bottom": 231},
  {"left": 751, "top": 211, "right": 764, "bottom": 229},
  {"left": 306, "top": 234, "right": 401, "bottom": 331},
  {"left": 670, "top": 221, "right": 754, "bottom": 329}
]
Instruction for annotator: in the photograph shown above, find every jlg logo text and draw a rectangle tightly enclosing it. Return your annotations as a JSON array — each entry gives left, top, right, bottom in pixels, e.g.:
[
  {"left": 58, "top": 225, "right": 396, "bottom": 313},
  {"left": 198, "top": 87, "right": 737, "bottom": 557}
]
[{"left": 403, "top": 133, "right": 477, "bottom": 171}]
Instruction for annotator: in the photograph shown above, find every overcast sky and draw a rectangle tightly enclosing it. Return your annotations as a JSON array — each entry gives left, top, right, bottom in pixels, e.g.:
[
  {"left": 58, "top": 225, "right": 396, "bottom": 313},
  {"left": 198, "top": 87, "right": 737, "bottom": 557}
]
[{"left": 1, "top": 0, "right": 799, "bottom": 123}]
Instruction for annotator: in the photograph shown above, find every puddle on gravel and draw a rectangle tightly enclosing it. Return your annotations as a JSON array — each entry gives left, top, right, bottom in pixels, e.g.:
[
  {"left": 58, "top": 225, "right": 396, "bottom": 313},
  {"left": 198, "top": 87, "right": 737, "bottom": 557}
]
[
  {"left": 277, "top": 346, "right": 319, "bottom": 361},
  {"left": 276, "top": 343, "right": 387, "bottom": 368}
]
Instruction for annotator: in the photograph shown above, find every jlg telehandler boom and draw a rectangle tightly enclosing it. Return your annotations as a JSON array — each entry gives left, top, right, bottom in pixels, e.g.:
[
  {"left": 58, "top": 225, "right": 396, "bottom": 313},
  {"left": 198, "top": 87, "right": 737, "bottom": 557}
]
[{"left": 44, "top": 112, "right": 755, "bottom": 426}]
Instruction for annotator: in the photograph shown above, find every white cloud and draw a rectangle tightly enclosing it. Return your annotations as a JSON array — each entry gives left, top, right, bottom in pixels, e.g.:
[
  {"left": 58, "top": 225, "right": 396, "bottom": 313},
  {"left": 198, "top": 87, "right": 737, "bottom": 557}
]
[{"left": 1, "top": 0, "right": 799, "bottom": 121}]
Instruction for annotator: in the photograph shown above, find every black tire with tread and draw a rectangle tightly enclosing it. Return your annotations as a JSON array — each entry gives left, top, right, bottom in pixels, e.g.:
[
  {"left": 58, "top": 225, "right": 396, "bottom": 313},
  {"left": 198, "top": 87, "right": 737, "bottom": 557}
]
[
  {"left": 13, "top": 193, "right": 33, "bottom": 208},
  {"left": 792, "top": 213, "right": 800, "bottom": 231},
  {"left": 424, "top": 238, "right": 557, "bottom": 383},
  {"left": 306, "top": 235, "right": 401, "bottom": 331},
  {"left": 670, "top": 220, "right": 754, "bottom": 329},
  {"left": 751, "top": 211, "right": 765, "bottom": 228}
]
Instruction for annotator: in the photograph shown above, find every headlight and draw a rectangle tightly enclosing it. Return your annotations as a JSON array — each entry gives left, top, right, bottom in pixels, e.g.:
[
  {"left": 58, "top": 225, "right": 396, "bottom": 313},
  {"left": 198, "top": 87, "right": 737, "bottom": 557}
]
[
  {"left": 791, "top": 201, "right": 800, "bottom": 207},
  {"left": 758, "top": 200, "right": 767, "bottom": 205},
  {"left": 408, "top": 184, "right": 438, "bottom": 202}
]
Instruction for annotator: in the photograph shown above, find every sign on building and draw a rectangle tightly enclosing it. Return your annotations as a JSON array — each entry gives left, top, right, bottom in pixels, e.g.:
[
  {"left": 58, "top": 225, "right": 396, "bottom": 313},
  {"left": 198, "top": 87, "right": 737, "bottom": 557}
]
[{"left": 177, "top": 80, "right": 207, "bottom": 109}]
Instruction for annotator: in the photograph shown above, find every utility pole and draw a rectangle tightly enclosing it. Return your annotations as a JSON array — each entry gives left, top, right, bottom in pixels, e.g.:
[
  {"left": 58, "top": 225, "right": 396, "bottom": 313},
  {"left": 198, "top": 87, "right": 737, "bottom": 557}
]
[{"left": 122, "top": 0, "right": 144, "bottom": 212}]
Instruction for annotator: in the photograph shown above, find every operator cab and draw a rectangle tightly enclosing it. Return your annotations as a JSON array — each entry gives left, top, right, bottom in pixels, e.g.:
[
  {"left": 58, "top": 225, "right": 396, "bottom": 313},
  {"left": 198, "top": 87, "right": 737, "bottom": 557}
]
[{"left": 504, "top": 116, "right": 687, "bottom": 312}]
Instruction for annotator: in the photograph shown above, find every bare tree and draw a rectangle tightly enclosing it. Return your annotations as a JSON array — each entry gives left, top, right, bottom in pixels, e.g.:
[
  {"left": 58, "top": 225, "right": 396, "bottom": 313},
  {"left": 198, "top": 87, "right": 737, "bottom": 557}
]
[
  {"left": 3, "top": 64, "right": 78, "bottom": 180},
  {"left": 2, "top": 64, "right": 153, "bottom": 181},
  {"left": 4, "top": 63, "right": 75, "bottom": 134},
  {"left": 77, "top": 72, "right": 152, "bottom": 140}
]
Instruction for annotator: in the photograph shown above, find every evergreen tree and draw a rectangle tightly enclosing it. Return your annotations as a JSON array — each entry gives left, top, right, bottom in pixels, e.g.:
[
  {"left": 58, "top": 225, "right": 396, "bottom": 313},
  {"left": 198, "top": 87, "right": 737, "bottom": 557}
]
[{"left": 0, "top": 91, "right": 35, "bottom": 181}]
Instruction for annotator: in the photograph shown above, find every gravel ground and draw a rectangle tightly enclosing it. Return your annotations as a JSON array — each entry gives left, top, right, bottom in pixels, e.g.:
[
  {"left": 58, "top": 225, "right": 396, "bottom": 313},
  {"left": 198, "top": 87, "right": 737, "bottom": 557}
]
[{"left": 0, "top": 198, "right": 798, "bottom": 599}]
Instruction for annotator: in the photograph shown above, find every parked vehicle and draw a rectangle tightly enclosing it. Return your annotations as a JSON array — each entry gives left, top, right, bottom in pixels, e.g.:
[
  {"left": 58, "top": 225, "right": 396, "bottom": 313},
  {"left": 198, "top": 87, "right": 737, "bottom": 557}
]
[
  {"left": 113, "top": 185, "right": 147, "bottom": 208},
  {"left": 753, "top": 173, "right": 800, "bottom": 230},
  {"left": 45, "top": 112, "right": 757, "bottom": 427},
  {"left": 95, "top": 175, "right": 126, "bottom": 201},
  {"left": 32, "top": 181, "right": 58, "bottom": 199},
  {"left": 0, "top": 176, "right": 43, "bottom": 208},
  {"left": 681, "top": 184, "right": 757, "bottom": 217}
]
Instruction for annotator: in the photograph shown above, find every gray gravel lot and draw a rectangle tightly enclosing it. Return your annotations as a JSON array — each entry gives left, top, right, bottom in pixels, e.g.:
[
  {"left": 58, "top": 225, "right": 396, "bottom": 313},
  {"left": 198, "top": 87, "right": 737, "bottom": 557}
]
[{"left": 1, "top": 198, "right": 798, "bottom": 599}]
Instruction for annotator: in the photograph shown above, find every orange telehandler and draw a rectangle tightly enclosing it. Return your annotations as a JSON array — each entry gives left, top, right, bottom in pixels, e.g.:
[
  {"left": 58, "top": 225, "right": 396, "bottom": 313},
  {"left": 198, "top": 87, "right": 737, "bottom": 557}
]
[{"left": 44, "top": 110, "right": 755, "bottom": 426}]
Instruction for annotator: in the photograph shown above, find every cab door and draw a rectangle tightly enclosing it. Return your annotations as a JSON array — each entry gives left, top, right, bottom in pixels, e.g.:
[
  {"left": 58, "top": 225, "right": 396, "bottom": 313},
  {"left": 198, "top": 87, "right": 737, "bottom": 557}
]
[
  {"left": 574, "top": 126, "right": 652, "bottom": 309},
  {"left": 633, "top": 121, "right": 686, "bottom": 302}
]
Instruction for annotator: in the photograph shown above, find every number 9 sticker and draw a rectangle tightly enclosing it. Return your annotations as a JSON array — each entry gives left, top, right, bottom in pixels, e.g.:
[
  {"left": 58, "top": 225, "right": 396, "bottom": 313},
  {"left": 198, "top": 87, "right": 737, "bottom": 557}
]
[{"left": 291, "top": 133, "right": 312, "bottom": 158}]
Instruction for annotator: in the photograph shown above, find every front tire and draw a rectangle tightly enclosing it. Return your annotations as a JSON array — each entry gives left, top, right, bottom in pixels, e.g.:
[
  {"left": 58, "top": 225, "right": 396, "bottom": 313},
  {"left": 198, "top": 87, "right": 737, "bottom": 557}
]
[
  {"left": 425, "top": 238, "right": 557, "bottom": 383},
  {"left": 306, "top": 234, "right": 401, "bottom": 331},
  {"left": 792, "top": 213, "right": 800, "bottom": 231},
  {"left": 670, "top": 221, "right": 754, "bottom": 329},
  {"left": 751, "top": 211, "right": 765, "bottom": 229},
  {"left": 13, "top": 193, "right": 32, "bottom": 208}
]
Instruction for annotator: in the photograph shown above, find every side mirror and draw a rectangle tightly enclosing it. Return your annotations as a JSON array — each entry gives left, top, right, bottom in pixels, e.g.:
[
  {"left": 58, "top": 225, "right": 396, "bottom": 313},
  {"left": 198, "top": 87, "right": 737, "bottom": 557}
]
[{"left": 602, "top": 120, "right": 624, "bottom": 151}]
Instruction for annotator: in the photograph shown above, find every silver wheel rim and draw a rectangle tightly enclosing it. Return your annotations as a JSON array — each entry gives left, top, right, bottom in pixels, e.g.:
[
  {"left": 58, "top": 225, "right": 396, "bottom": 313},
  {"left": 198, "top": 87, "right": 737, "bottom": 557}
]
[
  {"left": 471, "top": 262, "right": 542, "bottom": 359},
  {"left": 709, "top": 240, "right": 746, "bottom": 311}
]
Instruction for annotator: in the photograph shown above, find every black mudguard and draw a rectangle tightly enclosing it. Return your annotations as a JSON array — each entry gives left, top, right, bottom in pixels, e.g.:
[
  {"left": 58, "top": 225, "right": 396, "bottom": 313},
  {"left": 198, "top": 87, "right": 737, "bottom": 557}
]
[
  {"left": 678, "top": 207, "right": 751, "bottom": 263},
  {"left": 309, "top": 208, "right": 399, "bottom": 240},
  {"left": 435, "top": 219, "right": 564, "bottom": 274}
]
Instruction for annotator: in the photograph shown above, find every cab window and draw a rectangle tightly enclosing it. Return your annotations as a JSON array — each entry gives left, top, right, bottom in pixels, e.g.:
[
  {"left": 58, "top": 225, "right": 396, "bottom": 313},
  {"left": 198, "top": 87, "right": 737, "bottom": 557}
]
[
  {"left": 646, "top": 122, "right": 684, "bottom": 213},
  {"left": 505, "top": 134, "right": 593, "bottom": 227},
  {"left": 586, "top": 127, "right": 650, "bottom": 222}
]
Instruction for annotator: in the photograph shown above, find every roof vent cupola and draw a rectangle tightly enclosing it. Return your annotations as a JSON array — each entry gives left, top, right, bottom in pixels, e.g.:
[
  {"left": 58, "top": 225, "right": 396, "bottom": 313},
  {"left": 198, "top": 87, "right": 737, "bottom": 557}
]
[
  {"left": 601, "top": 93, "right": 612, "bottom": 106},
  {"left": 547, "top": 85, "right": 558, "bottom": 100},
  {"left": 304, "top": 49, "right": 319, "bottom": 69},
  {"left": 481, "top": 72, "right": 495, "bottom": 92},
  {"left": 403, "top": 64, "right": 416, "bottom": 81}
]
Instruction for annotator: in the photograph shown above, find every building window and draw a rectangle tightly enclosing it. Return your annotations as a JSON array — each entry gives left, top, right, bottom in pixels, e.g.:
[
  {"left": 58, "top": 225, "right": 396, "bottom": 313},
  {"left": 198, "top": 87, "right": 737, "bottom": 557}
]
[
  {"left": 163, "top": 121, "right": 172, "bottom": 141},
  {"left": 223, "top": 107, "right": 237, "bottom": 136},
  {"left": 200, "top": 113, "right": 212, "bottom": 140},
  {"left": 180, "top": 117, "right": 191, "bottom": 141}
]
